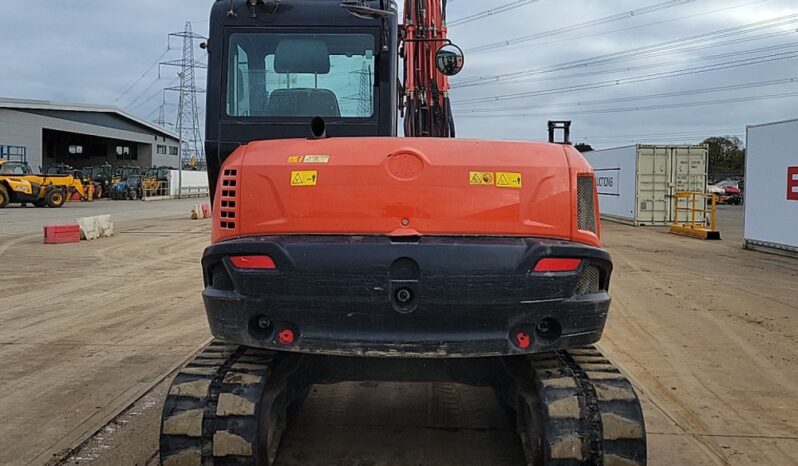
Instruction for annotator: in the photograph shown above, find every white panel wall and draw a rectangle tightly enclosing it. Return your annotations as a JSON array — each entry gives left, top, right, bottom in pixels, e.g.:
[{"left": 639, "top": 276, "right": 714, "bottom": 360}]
[
  {"left": 0, "top": 109, "right": 46, "bottom": 167},
  {"left": 583, "top": 146, "right": 638, "bottom": 222},
  {"left": 168, "top": 170, "right": 210, "bottom": 196},
  {"left": 745, "top": 119, "right": 798, "bottom": 251}
]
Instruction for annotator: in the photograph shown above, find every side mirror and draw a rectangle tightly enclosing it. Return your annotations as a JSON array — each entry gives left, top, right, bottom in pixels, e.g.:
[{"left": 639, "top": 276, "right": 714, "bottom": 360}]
[{"left": 435, "top": 44, "right": 465, "bottom": 76}]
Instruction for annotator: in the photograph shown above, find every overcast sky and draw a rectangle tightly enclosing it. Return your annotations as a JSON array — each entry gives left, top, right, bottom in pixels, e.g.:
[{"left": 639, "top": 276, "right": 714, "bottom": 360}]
[{"left": 1, "top": 0, "right": 796, "bottom": 148}]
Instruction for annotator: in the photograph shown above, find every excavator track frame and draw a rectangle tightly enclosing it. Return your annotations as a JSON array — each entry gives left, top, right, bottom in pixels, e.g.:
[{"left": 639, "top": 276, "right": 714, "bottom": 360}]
[
  {"left": 160, "top": 342, "right": 307, "bottom": 466},
  {"left": 507, "top": 348, "right": 646, "bottom": 466},
  {"left": 161, "top": 341, "right": 645, "bottom": 466}
]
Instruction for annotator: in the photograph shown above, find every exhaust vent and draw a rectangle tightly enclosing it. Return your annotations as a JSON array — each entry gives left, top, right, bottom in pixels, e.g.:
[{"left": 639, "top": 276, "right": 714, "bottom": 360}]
[
  {"left": 577, "top": 175, "right": 597, "bottom": 233},
  {"left": 575, "top": 265, "right": 601, "bottom": 295},
  {"left": 219, "top": 169, "right": 239, "bottom": 230},
  {"left": 210, "top": 264, "right": 235, "bottom": 291}
]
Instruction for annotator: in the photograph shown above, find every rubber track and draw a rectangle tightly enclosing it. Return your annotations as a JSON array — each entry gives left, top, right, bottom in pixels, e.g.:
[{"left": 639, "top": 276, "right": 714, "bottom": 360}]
[
  {"left": 160, "top": 340, "right": 285, "bottom": 466},
  {"left": 518, "top": 346, "right": 647, "bottom": 466}
]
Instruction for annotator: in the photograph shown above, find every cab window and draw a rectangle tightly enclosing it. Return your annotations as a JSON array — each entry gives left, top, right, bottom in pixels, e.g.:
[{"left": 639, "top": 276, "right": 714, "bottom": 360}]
[{"left": 227, "top": 32, "right": 376, "bottom": 118}]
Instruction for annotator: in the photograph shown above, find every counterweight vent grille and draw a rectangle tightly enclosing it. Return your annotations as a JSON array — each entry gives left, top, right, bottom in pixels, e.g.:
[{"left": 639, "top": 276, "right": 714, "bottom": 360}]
[
  {"left": 210, "top": 264, "right": 235, "bottom": 291},
  {"left": 219, "top": 169, "right": 239, "bottom": 230},
  {"left": 577, "top": 175, "right": 597, "bottom": 233}
]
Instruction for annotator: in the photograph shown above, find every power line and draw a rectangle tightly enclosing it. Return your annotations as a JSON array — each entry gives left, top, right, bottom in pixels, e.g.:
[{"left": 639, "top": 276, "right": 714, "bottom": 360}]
[
  {"left": 455, "top": 29, "right": 798, "bottom": 89},
  {"left": 454, "top": 50, "right": 798, "bottom": 105},
  {"left": 125, "top": 77, "right": 170, "bottom": 111},
  {"left": 577, "top": 128, "right": 743, "bottom": 139},
  {"left": 114, "top": 48, "right": 170, "bottom": 103},
  {"left": 454, "top": 13, "right": 798, "bottom": 88},
  {"left": 454, "top": 42, "right": 798, "bottom": 92},
  {"left": 448, "top": 0, "right": 542, "bottom": 27},
  {"left": 466, "top": 0, "right": 702, "bottom": 54},
  {"left": 583, "top": 134, "right": 747, "bottom": 144},
  {"left": 454, "top": 91, "right": 798, "bottom": 118},
  {"left": 490, "top": 0, "right": 769, "bottom": 54},
  {"left": 454, "top": 76, "right": 798, "bottom": 113}
]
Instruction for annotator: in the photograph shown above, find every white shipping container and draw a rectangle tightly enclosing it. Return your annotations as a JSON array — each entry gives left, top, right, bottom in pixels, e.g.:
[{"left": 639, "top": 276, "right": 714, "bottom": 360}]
[
  {"left": 744, "top": 118, "right": 798, "bottom": 255},
  {"left": 167, "top": 170, "right": 210, "bottom": 197},
  {"left": 583, "top": 145, "right": 708, "bottom": 226}
]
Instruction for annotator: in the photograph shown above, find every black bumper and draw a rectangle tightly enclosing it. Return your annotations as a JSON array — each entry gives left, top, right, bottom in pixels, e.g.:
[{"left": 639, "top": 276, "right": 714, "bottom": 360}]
[{"left": 203, "top": 236, "right": 612, "bottom": 358}]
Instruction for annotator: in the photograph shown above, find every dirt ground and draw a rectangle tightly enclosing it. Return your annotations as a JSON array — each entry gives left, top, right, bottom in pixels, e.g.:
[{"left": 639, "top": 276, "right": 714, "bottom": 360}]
[
  {"left": 0, "top": 200, "right": 212, "bottom": 465},
  {"left": 2, "top": 204, "right": 796, "bottom": 466},
  {"left": 598, "top": 207, "right": 798, "bottom": 466}
]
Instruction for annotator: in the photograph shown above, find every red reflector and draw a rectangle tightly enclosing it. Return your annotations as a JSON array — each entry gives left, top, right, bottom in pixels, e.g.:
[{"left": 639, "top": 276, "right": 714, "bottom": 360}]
[
  {"left": 230, "top": 256, "right": 277, "bottom": 269},
  {"left": 278, "top": 329, "right": 295, "bottom": 345},
  {"left": 516, "top": 331, "right": 531, "bottom": 349},
  {"left": 534, "top": 258, "right": 582, "bottom": 272}
]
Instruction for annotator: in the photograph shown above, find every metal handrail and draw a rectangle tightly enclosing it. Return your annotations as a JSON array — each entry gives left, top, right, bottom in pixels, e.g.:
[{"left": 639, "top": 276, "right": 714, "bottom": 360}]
[{"left": 670, "top": 192, "right": 720, "bottom": 240}]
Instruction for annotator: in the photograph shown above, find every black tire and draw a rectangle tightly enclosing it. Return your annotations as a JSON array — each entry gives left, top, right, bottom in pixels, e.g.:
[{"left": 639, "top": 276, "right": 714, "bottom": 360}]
[
  {"left": 0, "top": 185, "right": 9, "bottom": 208},
  {"left": 33, "top": 200, "right": 46, "bottom": 208},
  {"left": 127, "top": 189, "right": 137, "bottom": 201},
  {"left": 45, "top": 188, "right": 67, "bottom": 208}
]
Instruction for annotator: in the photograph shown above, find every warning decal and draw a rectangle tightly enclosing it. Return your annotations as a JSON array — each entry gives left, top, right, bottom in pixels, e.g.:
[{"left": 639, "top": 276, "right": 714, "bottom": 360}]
[
  {"left": 287, "top": 156, "right": 303, "bottom": 163},
  {"left": 469, "top": 172, "right": 494, "bottom": 186},
  {"left": 291, "top": 171, "right": 318, "bottom": 187},
  {"left": 303, "top": 155, "right": 330, "bottom": 164},
  {"left": 495, "top": 172, "right": 522, "bottom": 189}
]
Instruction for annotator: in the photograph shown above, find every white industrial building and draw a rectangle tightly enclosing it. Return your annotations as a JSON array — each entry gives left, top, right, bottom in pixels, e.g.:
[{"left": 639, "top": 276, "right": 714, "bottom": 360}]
[
  {"left": 0, "top": 97, "right": 180, "bottom": 171},
  {"left": 744, "top": 118, "right": 798, "bottom": 256}
]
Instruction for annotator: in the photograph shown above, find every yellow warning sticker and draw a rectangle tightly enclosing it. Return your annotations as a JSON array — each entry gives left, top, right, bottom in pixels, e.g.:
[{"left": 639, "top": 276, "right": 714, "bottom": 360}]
[
  {"left": 291, "top": 171, "right": 318, "bottom": 187},
  {"left": 469, "top": 171, "right": 494, "bottom": 186},
  {"left": 495, "top": 172, "right": 522, "bottom": 189},
  {"left": 287, "top": 156, "right": 303, "bottom": 163},
  {"left": 303, "top": 155, "right": 330, "bottom": 164}
]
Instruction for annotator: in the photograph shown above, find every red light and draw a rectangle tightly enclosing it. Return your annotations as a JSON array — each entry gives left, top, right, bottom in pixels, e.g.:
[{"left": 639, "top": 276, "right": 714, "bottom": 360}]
[
  {"left": 278, "top": 329, "right": 295, "bottom": 345},
  {"left": 516, "top": 331, "right": 531, "bottom": 349},
  {"left": 230, "top": 256, "right": 277, "bottom": 270},
  {"left": 534, "top": 258, "right": 582, "bottom": 272}
]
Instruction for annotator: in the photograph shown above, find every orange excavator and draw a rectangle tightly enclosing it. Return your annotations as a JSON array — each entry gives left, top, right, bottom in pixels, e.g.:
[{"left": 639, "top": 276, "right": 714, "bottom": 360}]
[{"left": 159, "top": 1, "right": 646, "bottom": 465}]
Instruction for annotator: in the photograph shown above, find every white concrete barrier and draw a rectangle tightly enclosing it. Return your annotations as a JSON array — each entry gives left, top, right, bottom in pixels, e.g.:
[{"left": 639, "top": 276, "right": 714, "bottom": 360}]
[{"left": 77, "top": 215, "right": 114, "bottom": 240}]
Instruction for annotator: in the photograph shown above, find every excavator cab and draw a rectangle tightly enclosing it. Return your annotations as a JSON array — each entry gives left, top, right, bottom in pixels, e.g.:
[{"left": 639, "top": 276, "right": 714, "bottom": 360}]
[{"left": 204, "top": 0, "right": 398, "bottom": 196}]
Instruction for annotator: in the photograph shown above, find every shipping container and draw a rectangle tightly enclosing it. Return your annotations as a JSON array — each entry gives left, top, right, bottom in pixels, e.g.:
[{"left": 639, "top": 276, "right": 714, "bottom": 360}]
[
  {"left": 583, "top": 144, "right": 708, "bottom": 226},
  {"left": 744, "top": 118, "right": 798, "bottom": 256}
]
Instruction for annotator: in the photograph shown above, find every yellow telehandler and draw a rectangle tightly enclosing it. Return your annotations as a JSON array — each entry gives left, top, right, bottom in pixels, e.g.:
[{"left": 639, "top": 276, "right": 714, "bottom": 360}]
[{"left": 0, "top": 159, "right": 87, "bottom": 208}]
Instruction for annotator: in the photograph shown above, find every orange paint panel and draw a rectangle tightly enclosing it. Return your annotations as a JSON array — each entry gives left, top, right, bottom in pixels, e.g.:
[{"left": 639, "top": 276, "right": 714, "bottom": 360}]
[{"left": 212, "top": 138, "right": 601, "bottom": 248}]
